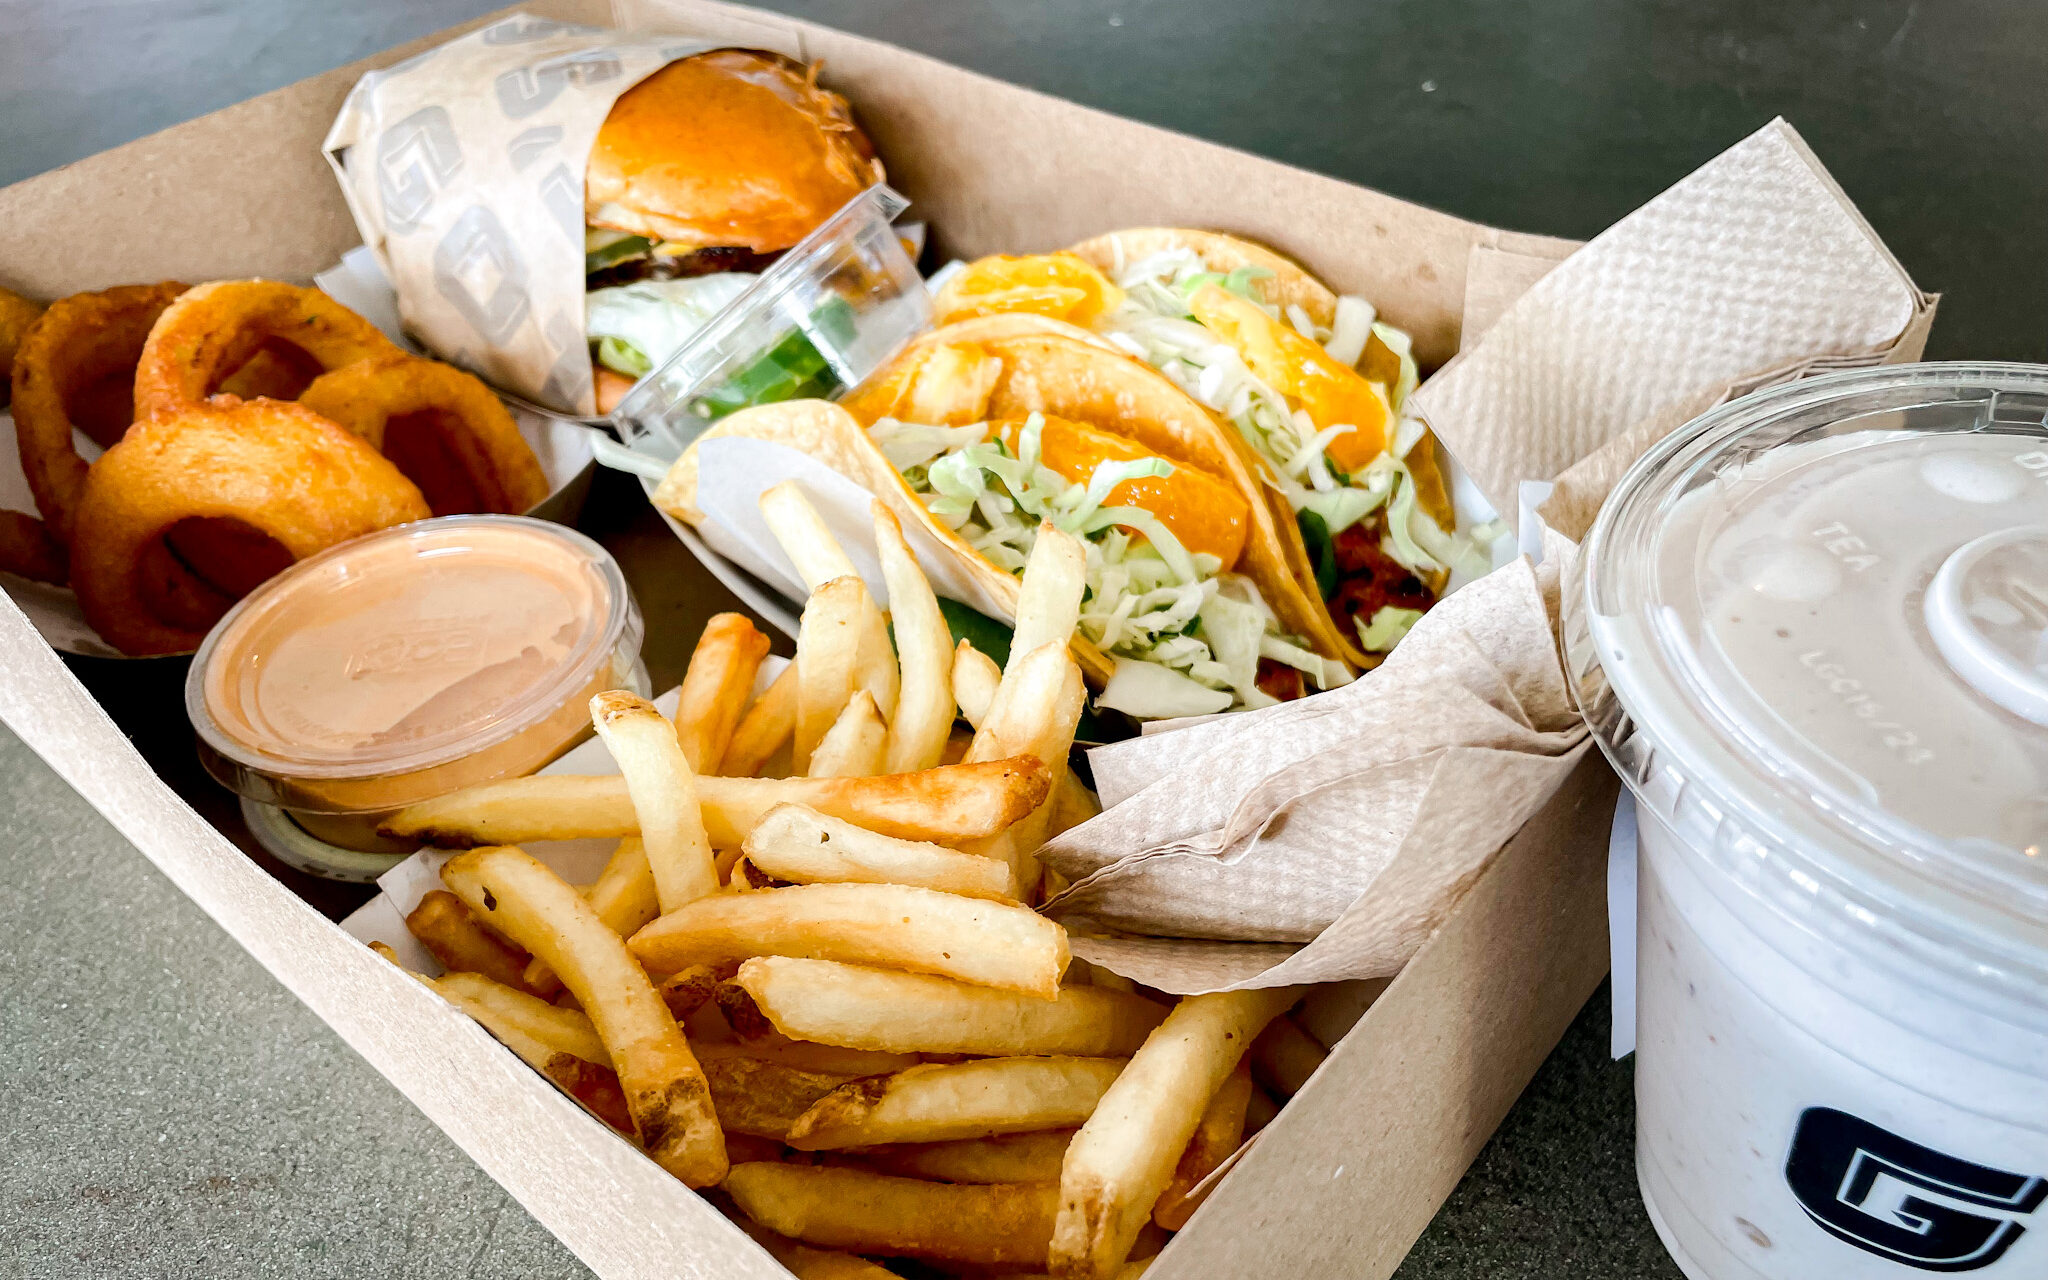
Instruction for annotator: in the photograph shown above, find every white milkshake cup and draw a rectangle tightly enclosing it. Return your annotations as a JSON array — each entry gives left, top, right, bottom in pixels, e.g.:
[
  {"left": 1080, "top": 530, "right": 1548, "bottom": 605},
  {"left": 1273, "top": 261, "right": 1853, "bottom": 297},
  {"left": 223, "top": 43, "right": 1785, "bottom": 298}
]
[{"left": 1566, "top": 364, "right": 2048, "bottom": 1279}]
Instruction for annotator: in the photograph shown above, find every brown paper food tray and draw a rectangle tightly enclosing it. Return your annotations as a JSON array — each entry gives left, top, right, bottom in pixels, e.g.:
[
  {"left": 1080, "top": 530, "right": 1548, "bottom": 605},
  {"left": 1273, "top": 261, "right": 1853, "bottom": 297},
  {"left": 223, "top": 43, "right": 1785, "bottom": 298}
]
[{"left": 0, "top": 3, "right": 1613, "bottom": 1277}]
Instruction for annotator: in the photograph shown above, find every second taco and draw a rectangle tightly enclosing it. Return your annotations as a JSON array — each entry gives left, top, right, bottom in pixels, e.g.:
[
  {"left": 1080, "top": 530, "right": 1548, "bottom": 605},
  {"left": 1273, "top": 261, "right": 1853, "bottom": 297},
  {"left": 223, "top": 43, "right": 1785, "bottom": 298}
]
[{"left": 935, "top": 229, "right": 1501, "bottom": 669}]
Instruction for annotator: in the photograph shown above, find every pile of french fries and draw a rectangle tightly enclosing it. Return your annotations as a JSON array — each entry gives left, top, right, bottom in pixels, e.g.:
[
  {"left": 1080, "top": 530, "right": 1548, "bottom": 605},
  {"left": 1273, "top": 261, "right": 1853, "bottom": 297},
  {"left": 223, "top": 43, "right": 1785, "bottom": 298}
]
[{"left": 373, "top": 482, "right": 1336, "bottom": 1279}]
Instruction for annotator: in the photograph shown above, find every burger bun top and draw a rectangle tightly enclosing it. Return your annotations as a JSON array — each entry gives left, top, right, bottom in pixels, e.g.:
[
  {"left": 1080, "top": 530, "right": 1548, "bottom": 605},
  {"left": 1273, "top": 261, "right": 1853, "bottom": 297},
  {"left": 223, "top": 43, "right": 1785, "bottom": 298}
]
[{"left": 584, "top": 49, "right": 881, "bottom": 252}]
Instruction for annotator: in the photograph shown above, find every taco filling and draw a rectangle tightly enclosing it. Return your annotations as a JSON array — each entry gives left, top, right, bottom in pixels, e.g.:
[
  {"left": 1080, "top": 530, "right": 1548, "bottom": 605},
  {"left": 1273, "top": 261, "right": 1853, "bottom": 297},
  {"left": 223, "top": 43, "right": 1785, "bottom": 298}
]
[
  {"left": 870, "top": 409, "right": 1350, "bottom": 719},
  {"left": 935, "top": 247, "right": 1499, "bottom": 656}
]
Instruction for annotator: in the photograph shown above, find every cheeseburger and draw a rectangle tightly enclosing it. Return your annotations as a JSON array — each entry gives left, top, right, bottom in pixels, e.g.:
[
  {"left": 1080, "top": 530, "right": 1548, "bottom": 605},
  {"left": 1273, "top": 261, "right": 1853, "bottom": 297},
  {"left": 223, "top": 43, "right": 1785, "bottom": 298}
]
[{"left": 583, "top": 50, "right": 882, "bottom": 412}]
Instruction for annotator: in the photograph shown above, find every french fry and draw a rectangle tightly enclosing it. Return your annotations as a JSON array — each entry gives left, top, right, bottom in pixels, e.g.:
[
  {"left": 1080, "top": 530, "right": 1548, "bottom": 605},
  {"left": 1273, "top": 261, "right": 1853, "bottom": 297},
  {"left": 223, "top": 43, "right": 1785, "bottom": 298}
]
[
  {"left": 1151, "top": 1061, "right": 1252, "bottom": 1230},
  {"left": 404, "top": 889, "right": 533, "bottom": 990},
  {"left": 416, "top": 959, "right": 637, "bottom": 1138},
  {"left": 674, "top": 613, "right": 770, "bottom": 772},
  {"left": 383, "top": 757, "right": 1052, "bottom": 848},
  {"left": 431, "top": 970, "right": 609, "bottom": 1065},
  {"left": 1008, "top": 524, "right": 1087, "bottom": 669},
  {"left": 525, "top": 836, "right": 659, "bottom": 995},
  {"left": 1046, "top": 770, "right": 1101, "bottom": 840},
  {"left": 587, "top": 836, "right": 660, "bottom": 934},
  {"left": 539, "top": 1052, "right": 636, "bottom": 1136},
  {"left": 761, "top": 483, "right": 898, "bottom": 725},
  {"left": 743, "top": 804, "right": 1017, "bottom": 903},
  {"left": 723, "top": 1133, "right": 789, "bottom": 1167},
  {"left": 591, "top": 691, "right": 719, "bottom": 914},
  {"left": 723, "top": 664, "right": 797, "bottom": 778},
  {"left": 962, "top": 642, "right": 1087, "bottom": 897},
  {"left": 788, "top": 1056, "right": 1125, "bottom": 1150},
  {"left": 740, "top": 1219, "right": 904, "bottom": 1280},
  {"left": 760, "top": 479, "right": 861, "bottom": 590},
  {"left": 807, "top": 690, "right": 887, "bottom": 778},
  {"left": 1243, "top": 1082, "right": 1281, "bottom": 1136},
  {"left": 860, "top": 1129, "right": 1076, "bottom": 1184},
  {"left": 715, "top": 844, "right": 748, "bottom": 884},
  {"left": 708, "top": 1032, "right": 921, "bottom": 1078},
  {"left": 874, "top": 503, "right": 953, "bottom": 773},
  {"left": 1049, "top": 988, "right": 1299, "bottom": 1278},
  {"left": 717, "top": 981, "right": 782, "bottom": 1042},
  {"left": 693, "top": 1042, "right": 860, "bottom": 1140},
  {"left": 1249, "top": 1014, "right": 1328, "bottom": 1098},
  {"left": 795, "top": 576, "right": 865, "bottom": 771},
  {"left": 440, "top": 846, "right": 727, "bottom": 1187},
  {"left": 952, "top": 638, "right": 1002, "bottom": 729},
  {"left": 629, "top": 883, "right": 1070, "bottom": 997},
  {"left": 962, "top": 531, "right": 1090, "bottom": 901},
  {"left": 724, "top": 1163, "right": 1059, "bottom": 1268},
  {"left": 735, "top": 957, "right": 1167, "bottom": 1057},
  {"left": 657, "top": 960, "right": 740, "bottom": 1021},
  {"left": 1070, "top": 961, "right": 1136, "bottom": 995}
]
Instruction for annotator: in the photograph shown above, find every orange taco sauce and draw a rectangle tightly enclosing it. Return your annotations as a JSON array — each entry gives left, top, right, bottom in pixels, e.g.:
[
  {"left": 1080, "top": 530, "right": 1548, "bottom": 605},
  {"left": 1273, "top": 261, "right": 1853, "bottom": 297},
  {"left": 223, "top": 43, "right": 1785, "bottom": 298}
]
[{"left": 187, "top": 516, "right": 644, "bottom": 849}]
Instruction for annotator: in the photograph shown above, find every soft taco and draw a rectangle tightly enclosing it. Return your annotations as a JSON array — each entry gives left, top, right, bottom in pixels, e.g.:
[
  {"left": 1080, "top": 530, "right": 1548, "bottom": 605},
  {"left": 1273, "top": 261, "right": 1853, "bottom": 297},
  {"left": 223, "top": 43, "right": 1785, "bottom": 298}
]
[
  {"left": 655, "top": 321, "right": 1356, "bottom": 720},
  {"left": 932, "top": 229, "right": 1497, "bottom": 668}
]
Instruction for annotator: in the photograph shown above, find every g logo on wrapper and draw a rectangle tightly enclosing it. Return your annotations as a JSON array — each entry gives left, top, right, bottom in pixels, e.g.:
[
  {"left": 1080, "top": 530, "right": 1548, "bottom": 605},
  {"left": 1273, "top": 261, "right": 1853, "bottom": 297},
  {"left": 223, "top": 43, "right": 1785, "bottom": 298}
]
[
  {"left": 493, "top": 51, "right": 624, "bottom": 119},
  {"left": 376, "top": 106, "right": 462, "bottom": 234},
  {"left": 1785, "top": 1108, "right": 2045, "bottom": 1272},
  {"left": 432, "top": 205, "right": 530, "bottom": 346}
]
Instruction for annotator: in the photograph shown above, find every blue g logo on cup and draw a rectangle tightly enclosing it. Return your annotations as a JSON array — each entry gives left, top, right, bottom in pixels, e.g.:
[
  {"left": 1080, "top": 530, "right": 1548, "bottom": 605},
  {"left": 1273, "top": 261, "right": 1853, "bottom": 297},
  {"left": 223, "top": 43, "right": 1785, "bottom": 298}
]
[{"left": 1785, "top": 1108, "right": 2044, "bottom": 1271}]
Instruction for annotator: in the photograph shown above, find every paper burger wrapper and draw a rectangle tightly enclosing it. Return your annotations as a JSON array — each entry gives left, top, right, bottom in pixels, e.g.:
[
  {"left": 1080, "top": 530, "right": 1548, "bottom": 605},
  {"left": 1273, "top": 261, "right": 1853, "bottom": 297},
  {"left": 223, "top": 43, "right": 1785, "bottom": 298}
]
[
  {"left": 323, "top": 14, "right": 786, "bottom": 415},
  {"left": 1411, "top": 118, "right": 1935, "bottom": 541}
]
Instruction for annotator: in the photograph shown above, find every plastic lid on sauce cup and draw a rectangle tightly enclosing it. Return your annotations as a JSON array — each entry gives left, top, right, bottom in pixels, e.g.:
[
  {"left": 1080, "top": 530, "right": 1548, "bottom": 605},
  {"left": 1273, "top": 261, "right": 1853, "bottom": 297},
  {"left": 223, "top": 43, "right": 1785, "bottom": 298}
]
[
  {"left": 1565, "top": 363, "right": 2048, "bottom": 1008},
  {"left": 187, "top": 515, "right": 643, "bottom": 816}
]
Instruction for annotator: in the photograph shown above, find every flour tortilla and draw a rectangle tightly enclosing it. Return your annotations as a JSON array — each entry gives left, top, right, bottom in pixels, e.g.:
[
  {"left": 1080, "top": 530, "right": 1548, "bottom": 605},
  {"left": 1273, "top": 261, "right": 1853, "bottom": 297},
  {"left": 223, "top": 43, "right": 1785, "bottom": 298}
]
[{"left": 659, "top": 324, "right": 1356, "bottom": 686}]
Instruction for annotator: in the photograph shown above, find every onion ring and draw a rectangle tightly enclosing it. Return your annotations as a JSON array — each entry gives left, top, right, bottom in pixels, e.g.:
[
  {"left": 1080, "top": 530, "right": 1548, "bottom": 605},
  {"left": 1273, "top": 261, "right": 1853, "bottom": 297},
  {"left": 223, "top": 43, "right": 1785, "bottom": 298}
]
[
  {"left": 299, "top": 355, "right": 550, "bottom": 514},
  {"left": 0, "top": 511, "right": 67, "bottom": 586},
  {"left": 130, "top": 280, "right": 401, "bottom": 422},
  {"left": 70, "top": 398, "right": 430, "bottom": 656},
  {"left": 0, "top": 286, "right": 45, "bottom": 409},
  {"left": 10, "top": 282, "right": 188, "bottom": 543}
]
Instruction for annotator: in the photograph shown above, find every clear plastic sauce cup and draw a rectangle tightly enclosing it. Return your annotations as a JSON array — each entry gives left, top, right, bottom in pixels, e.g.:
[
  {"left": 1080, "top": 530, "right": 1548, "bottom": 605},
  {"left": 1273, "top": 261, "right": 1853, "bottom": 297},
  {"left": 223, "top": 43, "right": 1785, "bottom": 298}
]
[
  {"left": 187, "top": 516, "right": 645, "bottom": 857},
  {"left": 610, "top": 184, "right": 931, "bottom": 462},
  {"left": 1568, "top": 364, "right": 2048, "bottom": 1279}
]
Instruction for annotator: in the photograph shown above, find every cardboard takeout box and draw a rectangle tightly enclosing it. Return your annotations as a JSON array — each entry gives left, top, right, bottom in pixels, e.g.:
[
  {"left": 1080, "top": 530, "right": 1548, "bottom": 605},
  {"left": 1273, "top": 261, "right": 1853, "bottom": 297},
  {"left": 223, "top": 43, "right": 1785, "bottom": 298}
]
[{"left": 0, "top": 2, "right": 1623, "bottom": 1276}]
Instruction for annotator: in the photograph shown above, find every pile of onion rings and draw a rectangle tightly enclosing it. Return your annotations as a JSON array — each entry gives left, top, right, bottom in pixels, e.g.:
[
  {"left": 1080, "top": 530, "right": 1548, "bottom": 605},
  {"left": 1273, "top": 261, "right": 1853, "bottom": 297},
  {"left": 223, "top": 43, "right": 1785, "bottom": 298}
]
[
  {"left": 1, "top": 278, "right": 553, "bottom": 654},
  {"left": 11, "top": 282, "right": 188, "bottom": 545},
  {"left": 130, "top": 279, "right": 404, "bottom": 419},
  {"left": 0, "top": 287, "right": 43, "bottom": 410},
  {"left": 300, "top": 354, "right": 549, "bottom": 515}
]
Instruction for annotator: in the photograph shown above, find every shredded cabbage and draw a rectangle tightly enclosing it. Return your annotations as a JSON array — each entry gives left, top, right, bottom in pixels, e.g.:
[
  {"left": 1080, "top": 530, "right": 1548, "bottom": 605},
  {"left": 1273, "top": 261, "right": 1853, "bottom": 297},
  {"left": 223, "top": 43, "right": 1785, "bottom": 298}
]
[
  {"left": 1098, "top": 657, "right": 1233, "bottom": 720},
  {"left": 1326, "top": 295, "right": 1375, "bottom": 367},
  {"left": 1097, "top": 244, "right": 1499, "bottom": 655},
  {"left": 870, "top": 412, "right": 1346, "bottom": 714},
  {"left": 1357, "top": 605, "right": 1425, "bottom": 653},
  {"left": 586, "top": 275, "right": 756, "bottom": 376}
]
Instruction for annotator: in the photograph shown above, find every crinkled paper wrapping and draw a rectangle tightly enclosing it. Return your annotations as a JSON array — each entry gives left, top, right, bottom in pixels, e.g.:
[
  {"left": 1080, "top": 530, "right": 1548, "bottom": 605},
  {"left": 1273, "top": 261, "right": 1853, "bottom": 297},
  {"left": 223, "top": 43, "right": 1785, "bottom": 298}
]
[
  {"left": 323, "top": 14, "right": 787, "bottom": 414},
  {"left": 1036, "top": 121, "right": 1935, "bottom": 996},
  {"left": 1411, "top": 117, "right": 1935, "bottom": 540},
  {"left": 1042, "top": 544, "right": 1589, "bottom": 995}
]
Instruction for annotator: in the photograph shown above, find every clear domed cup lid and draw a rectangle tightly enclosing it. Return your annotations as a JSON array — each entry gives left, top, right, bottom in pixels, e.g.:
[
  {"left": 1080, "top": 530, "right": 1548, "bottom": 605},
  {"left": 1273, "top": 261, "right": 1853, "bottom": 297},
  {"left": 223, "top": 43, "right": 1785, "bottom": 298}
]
[{"left": 1567, "top": 363, "right": 2048, "bottom": 996}]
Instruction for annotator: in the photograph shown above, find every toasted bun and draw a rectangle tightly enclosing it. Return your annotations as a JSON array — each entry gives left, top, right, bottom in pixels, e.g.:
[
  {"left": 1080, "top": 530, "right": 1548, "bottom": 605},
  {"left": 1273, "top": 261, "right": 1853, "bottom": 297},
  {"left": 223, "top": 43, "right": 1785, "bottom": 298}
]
[{"left": 585, "top": 50, "right": 881, "bottom": 251}]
